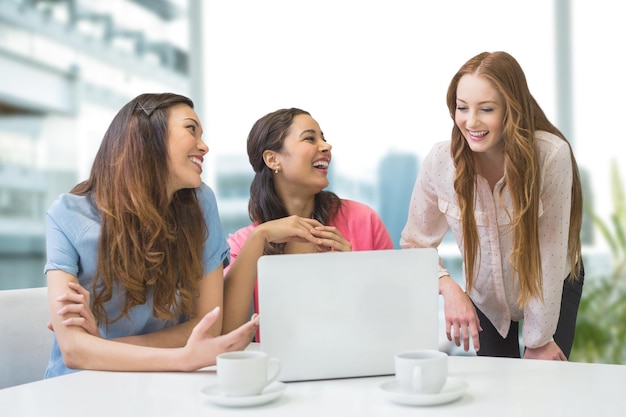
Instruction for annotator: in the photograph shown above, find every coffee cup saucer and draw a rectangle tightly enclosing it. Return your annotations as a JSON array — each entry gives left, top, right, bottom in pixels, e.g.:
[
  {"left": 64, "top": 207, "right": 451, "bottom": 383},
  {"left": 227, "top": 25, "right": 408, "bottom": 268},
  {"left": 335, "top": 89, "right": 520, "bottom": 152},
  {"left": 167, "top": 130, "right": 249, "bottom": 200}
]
[
  {"left": 379, "top": 377, "right": 468, "bottom": 406},
  {"left": 201, "top": 381, "right": 286, "bottom": 407}
]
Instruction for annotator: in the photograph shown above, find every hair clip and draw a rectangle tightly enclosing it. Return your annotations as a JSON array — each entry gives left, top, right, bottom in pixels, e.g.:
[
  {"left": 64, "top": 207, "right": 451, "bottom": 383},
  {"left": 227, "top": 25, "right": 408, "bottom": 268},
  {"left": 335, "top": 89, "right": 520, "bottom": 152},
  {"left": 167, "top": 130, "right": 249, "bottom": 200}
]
[{"left": 138, "top": 102, "right": 152, "bottom": 117}]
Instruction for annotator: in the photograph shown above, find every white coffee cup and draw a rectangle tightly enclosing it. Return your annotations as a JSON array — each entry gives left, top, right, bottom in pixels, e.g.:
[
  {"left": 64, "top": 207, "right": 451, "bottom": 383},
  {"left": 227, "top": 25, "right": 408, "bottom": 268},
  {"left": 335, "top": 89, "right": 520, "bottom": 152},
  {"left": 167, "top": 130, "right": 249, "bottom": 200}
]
[
  {"left": 395, "top": 349, "right": 448, "bottom": 394},
  {"left": 216, "top": 351, "right": 281, "bottom": 397}
]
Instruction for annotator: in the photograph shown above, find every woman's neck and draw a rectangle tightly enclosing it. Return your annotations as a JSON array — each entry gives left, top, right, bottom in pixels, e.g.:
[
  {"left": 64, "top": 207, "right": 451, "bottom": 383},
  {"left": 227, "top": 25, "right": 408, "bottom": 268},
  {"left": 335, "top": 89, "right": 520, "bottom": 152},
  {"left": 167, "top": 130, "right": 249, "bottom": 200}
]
[
  {"left": 283, "top": 196, "right": 316, "bottom": 218},
  {"left": 475, "top": 152, "right": 505, "bottom": 192},
  {"left": 274, "top": 182, "right": 317, "bottom": 217}
]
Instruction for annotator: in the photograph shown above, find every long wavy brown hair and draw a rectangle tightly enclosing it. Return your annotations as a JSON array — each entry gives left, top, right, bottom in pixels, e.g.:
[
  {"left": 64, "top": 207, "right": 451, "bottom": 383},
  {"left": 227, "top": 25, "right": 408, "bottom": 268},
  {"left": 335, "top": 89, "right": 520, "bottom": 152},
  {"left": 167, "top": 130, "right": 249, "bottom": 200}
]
[
  {"left": 72, "top": 93, "right": 207, "bottom": 325},
  {"left": 246, "top": 108, "right": 341, "bottom": 255},
  {"left": 446, "top": 51, "right": 583, "bottom": 307}
]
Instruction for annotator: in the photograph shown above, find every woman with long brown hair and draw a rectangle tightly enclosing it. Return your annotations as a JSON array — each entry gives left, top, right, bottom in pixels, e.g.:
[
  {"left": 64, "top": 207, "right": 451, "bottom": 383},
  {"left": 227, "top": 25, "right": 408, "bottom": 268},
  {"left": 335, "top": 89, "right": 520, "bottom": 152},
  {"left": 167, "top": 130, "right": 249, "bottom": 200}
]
[
  {"left": 401, "top": 52, "right": 584, "bottom": 360},
  {"left": 45, "top": 93, "right": 258, "bottom": 377}
]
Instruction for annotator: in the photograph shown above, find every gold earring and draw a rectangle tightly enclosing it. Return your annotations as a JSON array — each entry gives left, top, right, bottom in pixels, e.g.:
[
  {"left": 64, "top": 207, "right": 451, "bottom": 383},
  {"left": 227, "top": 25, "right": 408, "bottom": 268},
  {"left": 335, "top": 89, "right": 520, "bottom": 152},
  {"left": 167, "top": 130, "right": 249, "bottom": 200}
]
[{"left": 274, "top": 166, "right": 280, "bottom": 174}]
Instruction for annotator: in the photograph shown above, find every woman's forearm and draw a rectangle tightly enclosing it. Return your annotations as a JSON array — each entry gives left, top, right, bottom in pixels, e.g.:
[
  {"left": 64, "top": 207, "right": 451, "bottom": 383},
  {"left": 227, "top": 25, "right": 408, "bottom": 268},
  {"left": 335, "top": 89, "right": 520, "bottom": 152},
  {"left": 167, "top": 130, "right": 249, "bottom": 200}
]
[
  {"left": 59, "top": 331, "right": 190, "bottom": 372},
  {"left": 222, "top": 228, "right": 267, "bottom": 333}
]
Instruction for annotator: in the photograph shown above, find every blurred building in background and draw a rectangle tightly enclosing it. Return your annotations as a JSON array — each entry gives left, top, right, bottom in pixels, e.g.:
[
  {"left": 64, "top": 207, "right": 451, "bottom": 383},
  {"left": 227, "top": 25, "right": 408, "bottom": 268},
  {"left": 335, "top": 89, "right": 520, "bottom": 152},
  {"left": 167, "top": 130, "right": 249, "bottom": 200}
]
[
  {"left": 214, "top": 154, "right": 252, "bottom": 235},
  {"left": 0, "top": 0, "right": 193, "bottom": 289},
  {"left": 377, "top": 152, "right": 418, "bottom": 249}
]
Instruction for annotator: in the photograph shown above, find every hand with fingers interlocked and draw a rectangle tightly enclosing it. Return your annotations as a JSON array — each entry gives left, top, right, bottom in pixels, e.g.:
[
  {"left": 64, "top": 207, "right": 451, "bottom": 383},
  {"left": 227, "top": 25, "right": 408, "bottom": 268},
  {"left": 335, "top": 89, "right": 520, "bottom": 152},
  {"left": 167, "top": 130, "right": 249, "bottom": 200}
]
[{"left": 257, "top": 215, "right": 353, "bottom": 253}]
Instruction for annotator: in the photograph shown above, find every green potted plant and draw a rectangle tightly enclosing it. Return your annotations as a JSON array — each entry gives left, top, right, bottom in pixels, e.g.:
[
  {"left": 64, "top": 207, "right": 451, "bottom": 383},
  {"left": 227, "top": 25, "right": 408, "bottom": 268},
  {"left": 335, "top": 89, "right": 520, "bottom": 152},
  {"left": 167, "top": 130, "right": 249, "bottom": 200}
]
[{"left": 570, "top": 161, "right": 626, "bottom": 363}]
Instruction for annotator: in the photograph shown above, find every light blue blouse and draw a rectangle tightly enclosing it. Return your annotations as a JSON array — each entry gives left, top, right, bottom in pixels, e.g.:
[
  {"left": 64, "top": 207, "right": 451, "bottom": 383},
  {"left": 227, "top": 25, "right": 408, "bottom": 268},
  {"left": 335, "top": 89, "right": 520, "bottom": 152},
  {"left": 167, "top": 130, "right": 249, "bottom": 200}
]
[{"left": 43, "top": 183, "right": 229, "bottom": 378}]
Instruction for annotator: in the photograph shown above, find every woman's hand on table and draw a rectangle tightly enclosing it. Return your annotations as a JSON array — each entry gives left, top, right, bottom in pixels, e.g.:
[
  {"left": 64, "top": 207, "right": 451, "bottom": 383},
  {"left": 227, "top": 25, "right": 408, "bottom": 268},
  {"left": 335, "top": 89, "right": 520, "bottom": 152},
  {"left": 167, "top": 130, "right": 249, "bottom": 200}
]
[
  {"left": 439, "top": 275, "right": 482, "bottom": 352},
  {"left": 524, "top": 340, "right": 567, "bottom": 361},
  {"left": 181, "top": 307, "right": 259, "bottom": 371}
]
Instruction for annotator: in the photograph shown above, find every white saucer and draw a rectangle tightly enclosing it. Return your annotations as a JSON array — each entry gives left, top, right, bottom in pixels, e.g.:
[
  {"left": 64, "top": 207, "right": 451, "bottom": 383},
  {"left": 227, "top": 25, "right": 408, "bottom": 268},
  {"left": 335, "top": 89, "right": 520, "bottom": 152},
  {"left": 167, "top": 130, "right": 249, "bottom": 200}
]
[
  {"left": 200, "top": 381, "right": 286, "bottom": 407},
  {"left": 380, "top": 377, "right": 468, "bottom": 406}
]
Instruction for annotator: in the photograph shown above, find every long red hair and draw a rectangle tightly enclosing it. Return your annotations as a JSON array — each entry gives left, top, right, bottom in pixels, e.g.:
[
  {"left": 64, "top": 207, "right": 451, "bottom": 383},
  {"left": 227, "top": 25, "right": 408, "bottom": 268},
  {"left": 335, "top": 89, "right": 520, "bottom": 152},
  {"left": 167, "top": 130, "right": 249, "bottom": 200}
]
[{"left": 446, "top": 52, "right": 583, "bottom": 306}]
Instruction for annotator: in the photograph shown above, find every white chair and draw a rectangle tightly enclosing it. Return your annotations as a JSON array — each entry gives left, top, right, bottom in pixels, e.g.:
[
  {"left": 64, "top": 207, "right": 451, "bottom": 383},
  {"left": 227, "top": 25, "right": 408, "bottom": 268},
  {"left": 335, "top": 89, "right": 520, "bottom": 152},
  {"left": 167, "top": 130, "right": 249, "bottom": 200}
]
[{"left": 0, "top": 287, "right": 54, "bottom": 389}]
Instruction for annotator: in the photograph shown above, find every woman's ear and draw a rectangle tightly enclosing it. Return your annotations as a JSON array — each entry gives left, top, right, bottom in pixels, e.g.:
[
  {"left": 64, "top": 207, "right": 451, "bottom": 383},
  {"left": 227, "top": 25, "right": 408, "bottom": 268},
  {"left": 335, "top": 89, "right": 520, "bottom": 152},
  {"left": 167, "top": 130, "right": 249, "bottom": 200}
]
[{"left": 263, "top": 150, "right": 279, "bottom": 169}]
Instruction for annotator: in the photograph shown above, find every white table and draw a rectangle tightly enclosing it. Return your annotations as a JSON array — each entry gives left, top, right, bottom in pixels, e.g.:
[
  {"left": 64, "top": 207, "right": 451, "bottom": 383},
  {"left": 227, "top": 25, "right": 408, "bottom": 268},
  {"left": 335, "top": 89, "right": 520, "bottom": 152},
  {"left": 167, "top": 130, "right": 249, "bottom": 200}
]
[{"left": 1, "top": 355, "right": 624, "bottom": 416}]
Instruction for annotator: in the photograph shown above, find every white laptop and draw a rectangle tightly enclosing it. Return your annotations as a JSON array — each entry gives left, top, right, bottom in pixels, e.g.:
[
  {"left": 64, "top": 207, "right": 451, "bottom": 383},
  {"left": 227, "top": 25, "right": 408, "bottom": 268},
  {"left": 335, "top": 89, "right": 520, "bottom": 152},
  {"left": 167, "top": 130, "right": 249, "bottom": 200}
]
[{"left": 257, "top": 248, "right": 439, "bottom": 382}]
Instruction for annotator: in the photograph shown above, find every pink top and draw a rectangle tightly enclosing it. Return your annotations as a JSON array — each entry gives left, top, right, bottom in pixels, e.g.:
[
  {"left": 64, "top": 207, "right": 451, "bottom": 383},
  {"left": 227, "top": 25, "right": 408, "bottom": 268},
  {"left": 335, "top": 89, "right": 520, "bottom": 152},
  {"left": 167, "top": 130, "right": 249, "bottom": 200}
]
[
  {"left": 400, "top": 131, "right": 574, "bottom": 349},
  {"left": 227, "top": 199, "right": 394, "bottom": 331}
]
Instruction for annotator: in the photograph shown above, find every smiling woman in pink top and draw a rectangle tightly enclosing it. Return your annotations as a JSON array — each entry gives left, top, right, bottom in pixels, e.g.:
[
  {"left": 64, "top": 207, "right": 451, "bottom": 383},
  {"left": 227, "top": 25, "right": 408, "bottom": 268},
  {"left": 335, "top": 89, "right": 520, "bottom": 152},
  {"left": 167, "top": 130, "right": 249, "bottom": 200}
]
[{"left": 222, "top": 108, "right": 394, "bottom": 334}]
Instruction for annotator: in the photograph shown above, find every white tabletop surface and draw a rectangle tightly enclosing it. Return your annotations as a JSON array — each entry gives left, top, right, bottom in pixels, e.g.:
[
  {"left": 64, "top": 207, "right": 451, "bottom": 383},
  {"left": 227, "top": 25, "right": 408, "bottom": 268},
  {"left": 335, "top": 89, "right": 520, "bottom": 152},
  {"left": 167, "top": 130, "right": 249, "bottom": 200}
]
[{"left": 1, "top": 353, "right": 624, "bottom": 416}]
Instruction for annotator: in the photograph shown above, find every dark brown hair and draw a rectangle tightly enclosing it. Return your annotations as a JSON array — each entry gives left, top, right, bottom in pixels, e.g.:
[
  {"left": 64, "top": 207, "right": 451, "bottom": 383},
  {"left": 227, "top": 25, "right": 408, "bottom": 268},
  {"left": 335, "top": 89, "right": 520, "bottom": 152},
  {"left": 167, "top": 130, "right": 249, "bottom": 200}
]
[{"left": 246, "top": 108, "right": 341, "bottom": 255}]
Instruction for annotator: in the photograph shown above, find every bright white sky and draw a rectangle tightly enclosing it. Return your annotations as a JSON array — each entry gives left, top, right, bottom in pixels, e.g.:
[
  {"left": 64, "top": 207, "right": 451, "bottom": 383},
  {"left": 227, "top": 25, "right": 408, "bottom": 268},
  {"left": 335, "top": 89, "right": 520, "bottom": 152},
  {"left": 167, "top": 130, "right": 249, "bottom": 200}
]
[{"left": 202, "top": 0, "right": 625, "bottom": 223}]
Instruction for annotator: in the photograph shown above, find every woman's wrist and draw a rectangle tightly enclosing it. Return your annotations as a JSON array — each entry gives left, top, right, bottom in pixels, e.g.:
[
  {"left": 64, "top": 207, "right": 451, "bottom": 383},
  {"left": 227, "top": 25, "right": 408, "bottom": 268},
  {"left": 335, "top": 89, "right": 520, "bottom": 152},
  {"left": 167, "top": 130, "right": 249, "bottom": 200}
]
[
  {"left": 438, "top": 275, "right": 461, "bottom": 296},
  {"left": 173, "top": 345, "right": 201, "bottom": 372},
  {"left": 250, "top": 223, "right": 272, "bottom": 244}
]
